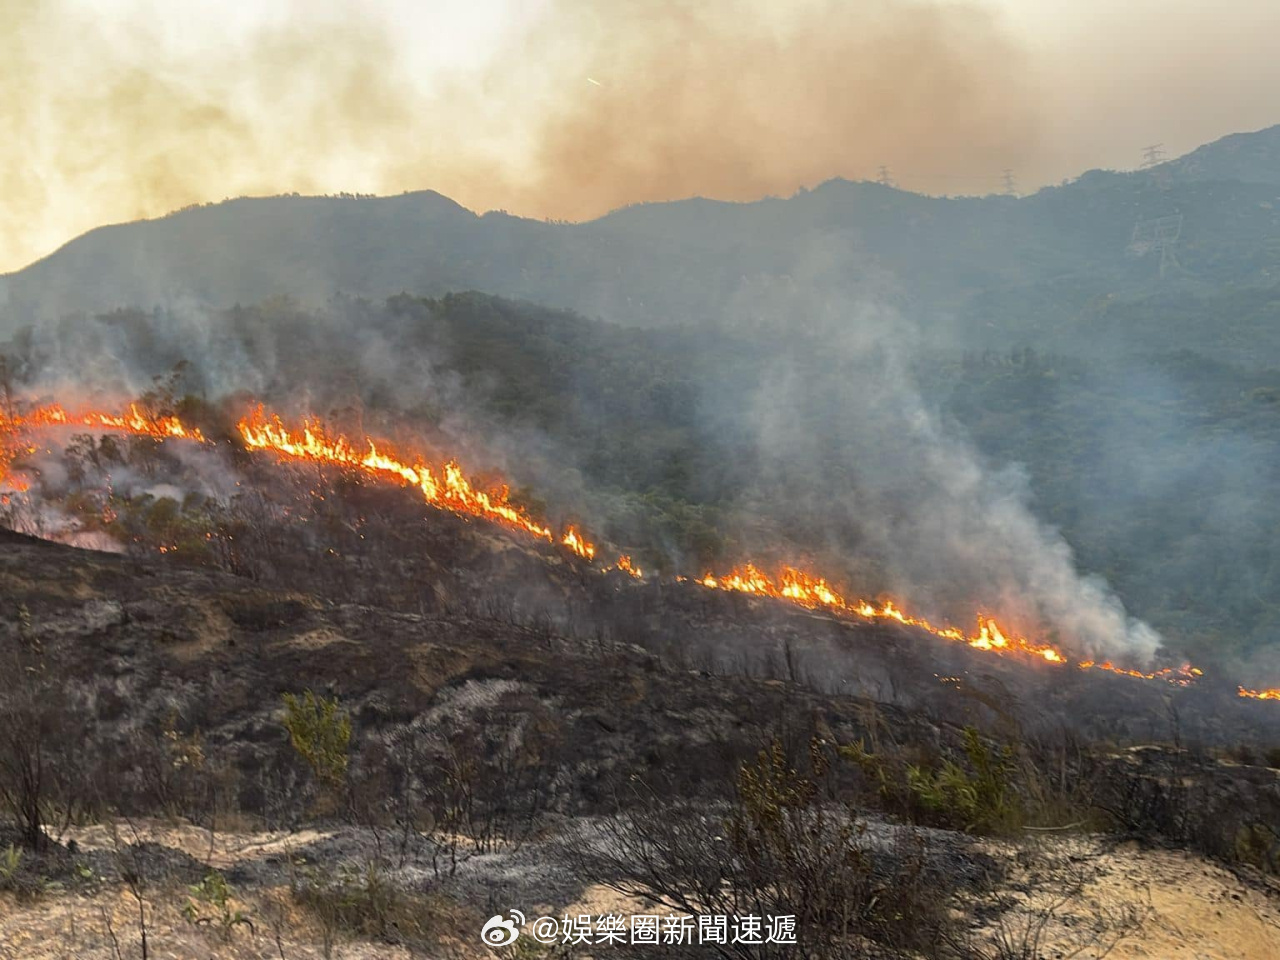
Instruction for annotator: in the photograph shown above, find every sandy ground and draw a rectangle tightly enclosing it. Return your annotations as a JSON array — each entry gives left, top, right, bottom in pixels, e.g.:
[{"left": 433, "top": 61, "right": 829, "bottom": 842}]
[
  {"left": 1090, "top": 845, "right": 1280, "bottom": 960},
  {"left": 976, "top": 838, "right": 1280, "bottom": 960},
  {"left": 0, "top": 884, "right": 418, "bottom": 960},
  {"left": 1, "top": 823, "right": 1277, "bottom": 959}
]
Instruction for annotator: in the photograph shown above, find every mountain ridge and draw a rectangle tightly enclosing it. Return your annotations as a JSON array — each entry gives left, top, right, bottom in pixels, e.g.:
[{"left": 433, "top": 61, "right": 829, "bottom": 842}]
[
  {"left": 3, "top": 126, "right": 1278, "bottom": 335},
  {"left": 1162, "top": 122, "right": 1280, "bottom": 185}
]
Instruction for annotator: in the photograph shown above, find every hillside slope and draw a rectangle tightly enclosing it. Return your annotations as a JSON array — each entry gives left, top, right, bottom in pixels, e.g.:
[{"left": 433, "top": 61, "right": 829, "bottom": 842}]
[
  {"left": 2, "top": 129, "right": 1278, "bottom": 341},
  {"left": 2, "top": 522, "right": 1280, "bottom": 958},
  {"left": 1165, "top": 123, "right": 1280, "bottom": 185}
]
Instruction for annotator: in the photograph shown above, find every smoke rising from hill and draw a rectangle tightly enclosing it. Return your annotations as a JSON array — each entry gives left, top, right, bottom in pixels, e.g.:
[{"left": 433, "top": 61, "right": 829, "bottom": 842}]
[
  {"left": 4, "top": 289, "right": 1168, "bottom": 665},
  {"left": 5, "top": 0, "right": 1273, "bottom": 668},
  {"left": 729, "top": 293, "right": 1165, "bottom": 664}
]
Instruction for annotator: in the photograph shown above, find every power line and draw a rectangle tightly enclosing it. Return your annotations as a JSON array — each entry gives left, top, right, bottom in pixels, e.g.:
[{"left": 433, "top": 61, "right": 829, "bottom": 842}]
[{"left": 1127, "top": 214, "right": 1182, "bottom": 278}]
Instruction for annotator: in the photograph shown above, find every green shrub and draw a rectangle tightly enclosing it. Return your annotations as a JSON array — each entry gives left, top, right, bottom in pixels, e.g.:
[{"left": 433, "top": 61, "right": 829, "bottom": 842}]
[
  {"left": 0, "top": 844, "right": 22, "bottom": 889},
  {"left": 183, "top": 870, "right": 254, "bottom": 940},
  {"left": 282, "top": 690, "right": 351, "bottom": 789},
  {"left": 910, "top": 729, "right": 1020, "bottom": 833}
]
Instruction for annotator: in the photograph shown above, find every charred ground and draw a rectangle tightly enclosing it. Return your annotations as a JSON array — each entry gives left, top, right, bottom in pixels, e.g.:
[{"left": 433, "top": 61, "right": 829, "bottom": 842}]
[{"left": 2, "top": 499, "right": 1279, "bottom": 956}]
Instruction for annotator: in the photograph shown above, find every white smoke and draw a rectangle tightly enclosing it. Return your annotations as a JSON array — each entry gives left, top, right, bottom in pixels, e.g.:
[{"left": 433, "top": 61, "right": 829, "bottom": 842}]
[{"left": 740, "top": 296, "right": 1164, "bottom": 663}]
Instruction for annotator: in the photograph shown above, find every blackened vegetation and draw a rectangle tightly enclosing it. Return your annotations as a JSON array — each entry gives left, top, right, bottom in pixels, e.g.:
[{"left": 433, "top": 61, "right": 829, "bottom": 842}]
[
  {"left": 568, "top": 740, "right": 990, "bottom": 960},
  {"left": 0, "top": 520, "right": 1278, "bottom": 954},
  {"left": 13, "top": 408, "right": 1276, "bottom": 748},
  {"left": 0, "top": 599, "right": 94, "bottom": 852},
  {"left": 1094, "top": 743, "right": 1280, "bottom": 873}
]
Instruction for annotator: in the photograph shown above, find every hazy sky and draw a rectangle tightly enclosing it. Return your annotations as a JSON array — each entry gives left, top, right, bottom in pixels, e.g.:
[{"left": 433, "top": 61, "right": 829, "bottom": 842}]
[{"left": 2, "top": 0, "right": 1278, "bottom": 273}]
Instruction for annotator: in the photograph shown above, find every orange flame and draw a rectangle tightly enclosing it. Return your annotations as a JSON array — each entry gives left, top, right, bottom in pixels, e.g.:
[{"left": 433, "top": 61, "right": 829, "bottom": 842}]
[
  {"left": 18, "top": 403, "right": 203, "bottom": 441},
  {"left": 2, "top": 402, "right": 204, "bottom": 489},
  {"left": 700, "top": 564, "right": 1072, "bottom": 665},
  {"left": 0, "top": 397, "right": 1274, "bottom": 700},
  {"left": 236, "top": 407, "right": 561, "bottom": 543},
  {"left": 561, "top": 526, "right": 596, "bottom": 560},
  {"left": 610, "top": 554, "right": 643, "bottom": 578},
  {"left": 1238, "top": 686, "right": 1280, "bottom": 701}
]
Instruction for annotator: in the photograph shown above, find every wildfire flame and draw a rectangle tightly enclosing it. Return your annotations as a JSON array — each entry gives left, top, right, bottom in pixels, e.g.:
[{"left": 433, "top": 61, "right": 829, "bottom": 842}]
[
  {"left": 236, "top": 407, "right": 569, "bottom": 546},
  {"left": 611, "top": 554, "right": 643, "bottom": 578},
  {"left": 695, "top": 563, "right": 1198, "bottom": 682},
  {"left": 1238, "top": 686, "right": 1280, "bottom": 701},
  {"left": 10, "top": 402, "right": 204, "bottom": 441},
  {"left": 0, "top": 398, "right": 1269, "bottom": 700},
  {"left": 561, "top": 526, "right": 596, "bottom": 560},
  {"left": 1, "top": 402, "right": 205, "bottom": 490}
]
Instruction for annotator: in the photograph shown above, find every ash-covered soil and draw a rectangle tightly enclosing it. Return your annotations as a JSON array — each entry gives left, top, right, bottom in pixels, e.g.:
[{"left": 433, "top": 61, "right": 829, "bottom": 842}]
[
  {"left": 2, "top": 526, "right": 1279, "bottom": 958},
  {"left": 0, "top": 527, "right": 950, "bottom": 817},
  {"left": 2, "top": 516, "right": 1277, "bottom": 764}
]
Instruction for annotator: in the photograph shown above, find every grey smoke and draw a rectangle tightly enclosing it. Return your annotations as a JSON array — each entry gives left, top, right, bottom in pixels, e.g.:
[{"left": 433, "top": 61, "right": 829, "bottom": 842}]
[
  {"left": 6, "top": 289, "right": 1167, "bottom": 664},
  {"left": 736, "top": 296, "right": 1164, "bottom": 662}
]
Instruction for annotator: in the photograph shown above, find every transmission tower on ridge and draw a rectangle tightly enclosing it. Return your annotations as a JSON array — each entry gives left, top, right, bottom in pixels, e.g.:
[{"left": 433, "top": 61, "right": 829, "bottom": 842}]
[
  {"left": 1127, "top": 213, "right": 1183, "bottom": 278},
  {"left": 1001, "top": 169, "right": 1017, "bottom": 197},
  {"left": 876, "top": 165, "right": 895, "bottom": 188},
  {"left": 1140, "top": 144, "right": 1166, "bottom": 169}
]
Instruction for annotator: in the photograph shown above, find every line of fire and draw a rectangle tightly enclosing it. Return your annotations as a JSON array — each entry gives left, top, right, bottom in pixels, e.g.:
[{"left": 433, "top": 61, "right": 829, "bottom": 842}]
[{"left": 4, "top": 397, "right": 1276, "bottom": 702}]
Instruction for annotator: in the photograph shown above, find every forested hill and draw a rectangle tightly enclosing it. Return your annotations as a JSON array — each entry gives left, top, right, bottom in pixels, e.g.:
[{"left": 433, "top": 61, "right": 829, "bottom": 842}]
[
  {"left": 2, "top": 126, "right": 1278, "bottom": 363},
  {"left": 1163, "top": 123, "right": 1280, "bottom": 186}
]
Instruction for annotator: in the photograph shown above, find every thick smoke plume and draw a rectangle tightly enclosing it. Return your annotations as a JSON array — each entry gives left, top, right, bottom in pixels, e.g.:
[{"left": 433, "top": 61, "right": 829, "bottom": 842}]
[
  {"left": 7, "top": 0, "right": 1279, "bottom": 273},
  {"left": 0, "top": 0, "right": 1242, "bottom": 275},
  {"left": 0, "top": 0, "right": 1032, "bottom": 271},
  {"left": 735, "top": 298, "right": 1164, "bottom": 664},
  {"left": 2, "top": 0, "right": 1039, "bottom": 270},
  {"left": 486, "top": 0, "right": 1040, "bottom": 222}
]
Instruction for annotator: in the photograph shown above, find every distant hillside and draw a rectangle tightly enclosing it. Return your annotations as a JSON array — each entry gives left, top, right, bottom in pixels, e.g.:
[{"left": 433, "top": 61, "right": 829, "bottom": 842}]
[
  {"left": 1163, "top": 123, "right": 1280, "bottom": 185},
  {"left": 2, "top": 125, "right": 1278, "bottom": 343}
]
